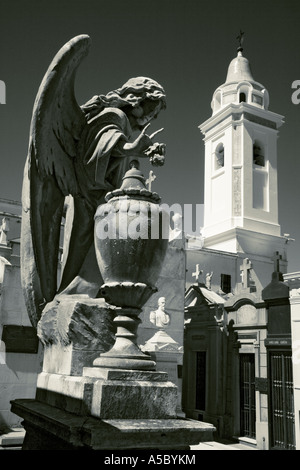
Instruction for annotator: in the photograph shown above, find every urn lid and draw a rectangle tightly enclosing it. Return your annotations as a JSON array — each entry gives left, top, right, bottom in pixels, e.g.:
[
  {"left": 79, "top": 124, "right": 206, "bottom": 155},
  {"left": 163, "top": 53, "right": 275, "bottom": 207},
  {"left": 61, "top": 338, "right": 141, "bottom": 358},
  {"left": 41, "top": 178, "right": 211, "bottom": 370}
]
[
  {"left": 120, "top": 160, "right": 146, "bottom": 190},
  {"left": 105, "top": 160, "right": 161, "bottom": 203}
]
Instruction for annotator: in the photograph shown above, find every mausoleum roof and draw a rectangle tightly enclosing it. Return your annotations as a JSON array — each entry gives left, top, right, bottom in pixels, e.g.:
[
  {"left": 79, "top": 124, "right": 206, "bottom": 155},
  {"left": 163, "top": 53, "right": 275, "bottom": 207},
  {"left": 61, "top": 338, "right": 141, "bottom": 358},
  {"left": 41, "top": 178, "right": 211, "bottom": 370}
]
[{"left": 185, "top": 284, "right": 226, "bottom": 307}]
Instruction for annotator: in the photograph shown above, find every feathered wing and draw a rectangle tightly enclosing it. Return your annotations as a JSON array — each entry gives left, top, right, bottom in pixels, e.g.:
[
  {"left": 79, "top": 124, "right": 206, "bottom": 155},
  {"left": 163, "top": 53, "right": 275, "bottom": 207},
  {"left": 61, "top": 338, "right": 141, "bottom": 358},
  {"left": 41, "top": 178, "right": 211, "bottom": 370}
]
[{"left": 21, "top": 35, "right": 91, "bottom": 327}]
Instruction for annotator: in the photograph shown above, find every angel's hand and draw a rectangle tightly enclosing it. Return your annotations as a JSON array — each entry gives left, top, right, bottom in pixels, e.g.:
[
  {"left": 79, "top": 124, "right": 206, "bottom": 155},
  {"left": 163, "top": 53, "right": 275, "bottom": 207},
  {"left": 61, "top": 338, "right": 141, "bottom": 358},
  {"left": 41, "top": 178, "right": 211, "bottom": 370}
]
[
  {"left": 133, "top": 124, "right": 164, "bottom": 152},
  {"left": 134, "top": 129, "right": 152, "bottom": 151},
  {"left": 149, "top": 127, "right": 164, "bottom": 140},
  {"left": 141, "top": 123, "right": 164, "bottom": 140},
  {"left": 122, "top": 125, "right": 164, "bottom": 157}
]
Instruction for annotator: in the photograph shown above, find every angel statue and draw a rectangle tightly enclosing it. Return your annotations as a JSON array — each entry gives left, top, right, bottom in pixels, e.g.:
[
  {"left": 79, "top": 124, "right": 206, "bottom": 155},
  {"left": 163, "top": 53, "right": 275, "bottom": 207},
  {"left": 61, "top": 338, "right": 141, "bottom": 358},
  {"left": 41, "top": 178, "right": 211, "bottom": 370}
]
[{"left": 21, "top": 34, "right": 167, "bottom": 328}]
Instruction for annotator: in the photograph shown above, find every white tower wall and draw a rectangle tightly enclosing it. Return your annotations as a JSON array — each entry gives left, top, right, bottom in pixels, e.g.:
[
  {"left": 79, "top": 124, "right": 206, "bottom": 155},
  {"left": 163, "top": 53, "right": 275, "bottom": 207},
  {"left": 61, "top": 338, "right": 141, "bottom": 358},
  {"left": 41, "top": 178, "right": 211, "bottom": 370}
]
[{"left": 199, "top": 50, "right": 289, "bottom": 282}]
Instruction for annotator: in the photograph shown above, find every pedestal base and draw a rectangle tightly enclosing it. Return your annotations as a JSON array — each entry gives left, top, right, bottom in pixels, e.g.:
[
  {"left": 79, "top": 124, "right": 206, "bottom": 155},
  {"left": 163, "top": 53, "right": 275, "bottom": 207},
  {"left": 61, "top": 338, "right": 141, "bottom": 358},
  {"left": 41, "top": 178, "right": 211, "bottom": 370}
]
[
  {"left": 35, "top": 368, "right": 178, "bottom": 420},
  {"left": 83, "top": 368, "right": 177, "bottom": 419},
  {"left": 11, "top": 399, "right": 216, "bottom": 450}
]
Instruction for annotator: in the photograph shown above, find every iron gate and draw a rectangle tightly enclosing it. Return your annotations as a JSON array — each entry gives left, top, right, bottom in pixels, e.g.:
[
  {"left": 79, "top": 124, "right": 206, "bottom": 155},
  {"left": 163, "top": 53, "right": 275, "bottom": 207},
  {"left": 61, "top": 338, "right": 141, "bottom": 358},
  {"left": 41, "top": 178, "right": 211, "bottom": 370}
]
[
  {"left": 269, "top": 352, "right": 295, "bottom": 450},
  {"left": 240, "top": 353, "right": 256, "bottom": 438}
]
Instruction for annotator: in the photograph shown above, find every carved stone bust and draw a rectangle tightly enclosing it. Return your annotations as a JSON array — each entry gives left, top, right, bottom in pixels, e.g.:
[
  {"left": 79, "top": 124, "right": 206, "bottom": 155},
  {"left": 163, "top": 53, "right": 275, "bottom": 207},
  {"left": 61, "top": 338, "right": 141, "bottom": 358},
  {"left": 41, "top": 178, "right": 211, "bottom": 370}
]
[{"left": 149, "top": 297, "right": 170, "bottom": 328}]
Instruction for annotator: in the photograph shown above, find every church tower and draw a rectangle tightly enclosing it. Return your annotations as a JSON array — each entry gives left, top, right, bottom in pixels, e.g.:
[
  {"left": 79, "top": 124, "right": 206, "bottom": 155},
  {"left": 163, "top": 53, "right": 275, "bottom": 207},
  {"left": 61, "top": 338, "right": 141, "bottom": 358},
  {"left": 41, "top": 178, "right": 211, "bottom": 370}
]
[{"left": 199, "top": 43, "right": 288, "bottom": 279}]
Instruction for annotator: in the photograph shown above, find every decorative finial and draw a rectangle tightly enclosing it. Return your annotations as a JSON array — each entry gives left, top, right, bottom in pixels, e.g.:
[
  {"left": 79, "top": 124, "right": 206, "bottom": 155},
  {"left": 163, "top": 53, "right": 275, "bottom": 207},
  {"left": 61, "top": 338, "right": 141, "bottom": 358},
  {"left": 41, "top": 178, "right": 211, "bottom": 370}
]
[
  {"left": 129, "top": 159, "right": 140, "bottom": 170},
  {"left": 236, "top": 29, "right": 245, "bottom": 53}
]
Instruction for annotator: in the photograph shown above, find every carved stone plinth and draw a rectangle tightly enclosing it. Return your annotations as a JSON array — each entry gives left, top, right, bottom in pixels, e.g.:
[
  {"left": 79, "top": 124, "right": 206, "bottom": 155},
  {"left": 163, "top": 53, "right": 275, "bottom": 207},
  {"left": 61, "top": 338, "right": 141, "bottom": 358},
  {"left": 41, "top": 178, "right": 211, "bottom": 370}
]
[
  {"left": 34, "top": 368, "right": 177, "bottom": 420},
  {"left": 83, "top": 368, "right": 177, "bottom": 419},
  {"left": 37, "top": 295, "right": 116, "bottom": 375}
]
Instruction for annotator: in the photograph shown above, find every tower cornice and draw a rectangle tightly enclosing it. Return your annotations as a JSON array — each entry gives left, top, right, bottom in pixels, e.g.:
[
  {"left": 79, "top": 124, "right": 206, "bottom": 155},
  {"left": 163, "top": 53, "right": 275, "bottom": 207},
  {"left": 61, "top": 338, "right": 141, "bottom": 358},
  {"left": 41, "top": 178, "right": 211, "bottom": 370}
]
[{"left": 199, "top": 102, "right": 284, "bottom": 135}]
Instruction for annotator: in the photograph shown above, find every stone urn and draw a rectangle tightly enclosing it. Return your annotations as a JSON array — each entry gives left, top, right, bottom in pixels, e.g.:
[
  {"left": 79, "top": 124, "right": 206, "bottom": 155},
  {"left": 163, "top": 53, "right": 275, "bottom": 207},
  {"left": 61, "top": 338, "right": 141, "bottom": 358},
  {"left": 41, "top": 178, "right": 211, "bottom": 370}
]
[{"left": 93, "top": 160, "right": 169, "bottom": 370}]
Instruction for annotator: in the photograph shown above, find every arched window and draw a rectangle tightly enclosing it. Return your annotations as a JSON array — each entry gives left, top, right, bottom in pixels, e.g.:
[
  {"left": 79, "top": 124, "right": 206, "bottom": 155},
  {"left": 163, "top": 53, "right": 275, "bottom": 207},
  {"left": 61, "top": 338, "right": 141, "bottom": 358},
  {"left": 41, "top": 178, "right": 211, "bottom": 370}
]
[
  {"left": 253, "top": 141, "right": 268, "bottom": 211},
  {"left": 238, "top": 84, "right": 251, "bottom": 104},
  {"left": 239, "top": 92, "right": 246, "bottom": 103},
  {"left": 253, "top": 143, "right": 265, "bottom": 167},
  {"left": 214, "top": 143, "right": 224, "bottom": 170}
]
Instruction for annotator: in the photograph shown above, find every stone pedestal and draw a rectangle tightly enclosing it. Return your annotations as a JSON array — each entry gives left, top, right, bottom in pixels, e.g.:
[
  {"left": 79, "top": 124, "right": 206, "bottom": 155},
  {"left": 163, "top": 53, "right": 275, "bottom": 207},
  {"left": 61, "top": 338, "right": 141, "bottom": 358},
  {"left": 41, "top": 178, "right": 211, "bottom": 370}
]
[
  {"left": 11, "top": 367, "right": 216, "bottom": 451},
  {"left": 35, "top": 368, "right": 178, "bottom": 420},
  {"left": 12, "top": 294, "right": 216, "bottom": 449},
  {"left": 83, "top": 368, "right": 177, "bottom": 419},
  {"left": 12, "top": 364, "right": 216, "bottom": 450},
  {"left": 11, "top": 398, "right": 215, "bottom": 450}
]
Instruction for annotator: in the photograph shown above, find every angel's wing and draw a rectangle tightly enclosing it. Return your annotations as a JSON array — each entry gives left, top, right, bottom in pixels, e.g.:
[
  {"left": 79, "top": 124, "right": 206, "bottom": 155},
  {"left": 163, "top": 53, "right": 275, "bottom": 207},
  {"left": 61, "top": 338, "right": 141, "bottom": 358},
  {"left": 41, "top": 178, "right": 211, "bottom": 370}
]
[{"left": 21, "top": 35, "right": 91, "bottom": 327}]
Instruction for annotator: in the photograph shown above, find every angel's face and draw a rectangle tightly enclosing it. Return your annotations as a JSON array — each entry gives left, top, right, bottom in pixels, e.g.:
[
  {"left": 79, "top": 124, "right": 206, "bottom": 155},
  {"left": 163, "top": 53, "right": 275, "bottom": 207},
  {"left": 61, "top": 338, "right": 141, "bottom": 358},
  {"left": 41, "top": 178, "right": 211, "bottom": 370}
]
[{"left": 131, "top": 100, "right": 162, "bottom": 130}]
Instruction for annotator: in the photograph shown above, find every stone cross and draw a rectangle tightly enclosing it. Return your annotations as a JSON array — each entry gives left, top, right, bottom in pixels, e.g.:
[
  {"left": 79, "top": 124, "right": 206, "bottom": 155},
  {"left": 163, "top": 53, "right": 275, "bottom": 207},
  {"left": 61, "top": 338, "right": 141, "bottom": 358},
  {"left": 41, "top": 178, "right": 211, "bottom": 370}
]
[
  {"left": 192, "top": 264, "right": 203, "bottom": 283},
  {"left": 272, "top": 251, "right": 282, "bottom": 273},
  {"left": 237, "top": 30, "right": 245, "bottom": 50},
  {"left": 240, "top": 257, "right": 252, "bottom": 288},
  {"left": 146, "top": 170, "right": 156, "bottom": 191}
]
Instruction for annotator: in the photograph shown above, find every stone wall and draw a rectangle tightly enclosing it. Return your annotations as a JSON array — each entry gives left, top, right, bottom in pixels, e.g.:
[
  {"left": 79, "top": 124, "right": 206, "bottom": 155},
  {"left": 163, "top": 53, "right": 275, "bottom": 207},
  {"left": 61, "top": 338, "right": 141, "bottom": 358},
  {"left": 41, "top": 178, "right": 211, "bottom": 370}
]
[{"left": 0, "top": 244, "right": 42, "bottom": 430}]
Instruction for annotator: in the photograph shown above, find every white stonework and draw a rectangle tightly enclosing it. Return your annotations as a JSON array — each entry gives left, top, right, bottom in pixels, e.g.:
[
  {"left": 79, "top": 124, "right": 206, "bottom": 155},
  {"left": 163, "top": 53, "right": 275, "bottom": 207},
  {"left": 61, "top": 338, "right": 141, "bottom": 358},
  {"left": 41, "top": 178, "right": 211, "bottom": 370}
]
[
  {"left": 196, "top": 51, "right": 289, "bottom": 293},
  {"left": 200, "top": 51, "right": 284, "bottom": 242},
  {"left": 283, "top": 272, "right": 300, "bottom": 450},
  {"left": 211, "top": 51, "right": 269, "bottom": 115},
  {"left": 183, "top": 49, "right": 292, "bottom": 450}
]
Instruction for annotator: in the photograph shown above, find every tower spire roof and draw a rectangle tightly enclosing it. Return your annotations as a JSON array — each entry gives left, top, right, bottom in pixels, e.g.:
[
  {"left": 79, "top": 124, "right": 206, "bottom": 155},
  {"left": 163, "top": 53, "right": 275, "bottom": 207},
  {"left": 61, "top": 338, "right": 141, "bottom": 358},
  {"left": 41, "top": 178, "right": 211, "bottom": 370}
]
[
  {"left": 225, "top": 30, "right": 254, "bottom": 83},
  {"left": 210, "top": 32, "right": 270, "bottom": 115},
  {"left": 225, "top": 50, "right": 254, "bottom": 83}
]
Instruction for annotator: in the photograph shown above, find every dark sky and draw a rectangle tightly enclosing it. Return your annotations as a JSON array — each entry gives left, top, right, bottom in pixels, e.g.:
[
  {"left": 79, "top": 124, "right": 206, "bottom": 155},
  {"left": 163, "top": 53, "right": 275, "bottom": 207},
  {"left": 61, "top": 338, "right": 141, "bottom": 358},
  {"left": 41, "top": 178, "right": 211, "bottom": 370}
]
[{"left": 1, "top": 0, "right": 300, "bottom": 271}]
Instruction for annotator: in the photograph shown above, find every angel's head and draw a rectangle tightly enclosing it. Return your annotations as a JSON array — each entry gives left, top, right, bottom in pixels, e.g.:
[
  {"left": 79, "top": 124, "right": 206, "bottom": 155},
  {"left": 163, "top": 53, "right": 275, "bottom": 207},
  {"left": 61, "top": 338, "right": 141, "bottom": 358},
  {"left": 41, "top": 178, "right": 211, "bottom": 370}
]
[
  {"left": 81, "top": 77, "right": 166, "bottom": 127},
  {"left": 112, "top": 77, "right": 166, "bottom": 130}
]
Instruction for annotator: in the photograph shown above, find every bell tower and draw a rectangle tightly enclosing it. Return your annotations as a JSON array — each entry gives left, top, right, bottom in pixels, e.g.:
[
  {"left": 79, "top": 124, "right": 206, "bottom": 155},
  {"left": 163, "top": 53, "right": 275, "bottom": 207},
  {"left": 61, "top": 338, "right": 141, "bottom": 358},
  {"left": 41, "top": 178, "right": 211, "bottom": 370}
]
[{"left": 199, "top": 43, "right": 287, "bottom": 271}]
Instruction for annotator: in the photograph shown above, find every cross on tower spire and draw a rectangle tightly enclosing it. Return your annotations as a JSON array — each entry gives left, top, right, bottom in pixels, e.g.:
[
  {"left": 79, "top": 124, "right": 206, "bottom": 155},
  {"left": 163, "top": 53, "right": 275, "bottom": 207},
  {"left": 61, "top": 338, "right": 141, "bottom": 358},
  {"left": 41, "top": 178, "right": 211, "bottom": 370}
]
[{"left": 236, "top": 29, "right": 245, "bottom": 52}]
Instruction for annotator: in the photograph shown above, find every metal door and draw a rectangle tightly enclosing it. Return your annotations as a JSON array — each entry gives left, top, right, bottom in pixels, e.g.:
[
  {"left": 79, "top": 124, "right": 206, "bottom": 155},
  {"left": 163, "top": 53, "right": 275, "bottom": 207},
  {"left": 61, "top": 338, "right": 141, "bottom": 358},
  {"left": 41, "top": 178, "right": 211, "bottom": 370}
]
[
  {"left": 269, "top": 352, "right": 295, "bottom": 450},
  {"left": 240, "top": 353, "right": 256, "bottom": 438}
]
